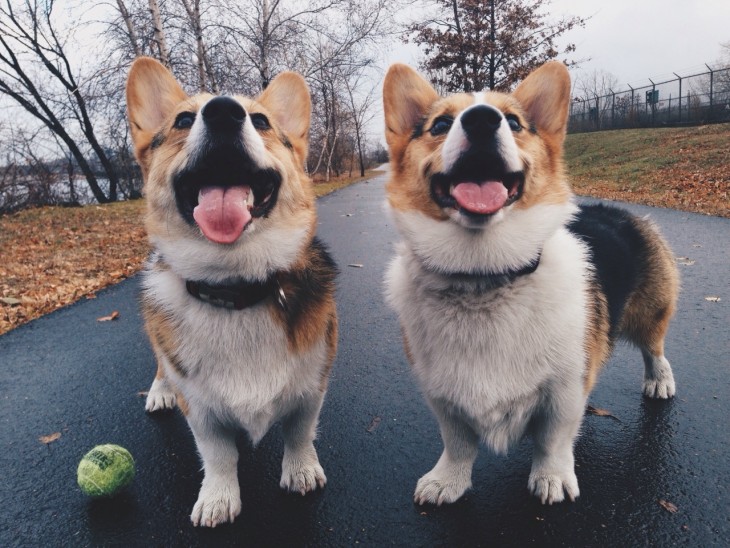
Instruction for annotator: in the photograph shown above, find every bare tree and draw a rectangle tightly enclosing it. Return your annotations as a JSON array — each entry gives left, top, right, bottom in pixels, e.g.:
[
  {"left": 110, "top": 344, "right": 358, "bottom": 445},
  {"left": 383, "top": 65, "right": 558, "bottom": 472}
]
[
  {"left": 343, "top": 69, "right": 377, "bottom": 177},
  {"left": 0, "top": 0, "right": 120, "bottom": 203},
  {"left": 575, "top": 68, "right": 619, "bottom": 128}
]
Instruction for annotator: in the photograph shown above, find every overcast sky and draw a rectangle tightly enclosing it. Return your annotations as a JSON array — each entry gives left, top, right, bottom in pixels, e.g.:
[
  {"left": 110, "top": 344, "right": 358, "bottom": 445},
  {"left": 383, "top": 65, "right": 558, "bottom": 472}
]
[
  {"left": 549, "top": 0, "right": 729, "bottom": 85},
  {"left": 386, "top": 0, "right": 730, "bottom": 90}
]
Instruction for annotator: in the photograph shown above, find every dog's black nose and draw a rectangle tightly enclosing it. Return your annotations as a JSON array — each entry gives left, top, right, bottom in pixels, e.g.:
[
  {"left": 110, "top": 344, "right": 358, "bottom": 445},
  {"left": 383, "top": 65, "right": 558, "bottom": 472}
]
[
  {"left": 202, "top": 96, "right": 246, "bottom": 131},
  {"left": 460, "top": 105, "right": 503, "bottom": 139}
]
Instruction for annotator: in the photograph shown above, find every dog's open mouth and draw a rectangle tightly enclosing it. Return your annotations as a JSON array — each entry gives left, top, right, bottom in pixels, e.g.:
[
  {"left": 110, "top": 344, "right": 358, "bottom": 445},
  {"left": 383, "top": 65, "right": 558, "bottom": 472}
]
[
  {"left": 431, "top": 171, "right": 524, "bottom": 218},
  {"left": 173, "top": 147, "right": 281, "bottom": 244}
]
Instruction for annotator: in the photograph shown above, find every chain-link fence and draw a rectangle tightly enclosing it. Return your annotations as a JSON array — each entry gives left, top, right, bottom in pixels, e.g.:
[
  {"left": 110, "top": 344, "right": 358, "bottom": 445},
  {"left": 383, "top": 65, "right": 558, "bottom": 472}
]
[{"left": 569, "top": 66, "right": 730, "bottom": 133}]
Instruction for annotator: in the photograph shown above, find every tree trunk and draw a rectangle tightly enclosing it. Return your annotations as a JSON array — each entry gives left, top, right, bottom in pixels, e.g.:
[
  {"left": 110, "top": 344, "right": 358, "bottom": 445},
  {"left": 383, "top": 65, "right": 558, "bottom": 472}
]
[
  {"left": 148, "top": 0, "right": 170, "bottom": 66},
  {"left": 116, "top": 0, "right": 142, "bottom": 56},
  {"left": 451, "top": 0, "right": 469, "bottom": 91},
  {"left": 181, "top": 0, "right": 218, "bottom": 92},
  {"left": 488, "top": 0, "right": 496, "bottom": 90}
]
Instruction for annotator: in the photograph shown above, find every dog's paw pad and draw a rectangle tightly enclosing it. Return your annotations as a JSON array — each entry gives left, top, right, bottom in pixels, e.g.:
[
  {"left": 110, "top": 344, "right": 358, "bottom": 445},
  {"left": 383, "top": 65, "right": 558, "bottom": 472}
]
[
  {"left": 145, "top": 378, "right": 177, "bottom": 412},
  {"left": 280, "top": 453, "right": 326, "bottom": 495},
  {"left": 414, "top": 470, "right": 471, "bottom": 506},
  {"left": 190, "top": 484, "right": 241, "bottom": 527},
  {"left": 528, "top": 470, "right": 579, "bottom": 505}
]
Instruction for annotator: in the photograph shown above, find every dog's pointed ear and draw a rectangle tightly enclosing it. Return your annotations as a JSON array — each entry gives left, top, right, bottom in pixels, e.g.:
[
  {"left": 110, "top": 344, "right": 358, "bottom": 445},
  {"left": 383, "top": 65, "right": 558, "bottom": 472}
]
[
  {"left": 258, "top": 72, "right": 311, "bottom": 164},
  {"left": 383, "top": 64, "right": 439, "bottom": 163},
  {"left": 126, "top": 57, "right": 188, "bottom": 171},
  {"left": 513, "top": 61, "right": 571, "bottom": 142}
]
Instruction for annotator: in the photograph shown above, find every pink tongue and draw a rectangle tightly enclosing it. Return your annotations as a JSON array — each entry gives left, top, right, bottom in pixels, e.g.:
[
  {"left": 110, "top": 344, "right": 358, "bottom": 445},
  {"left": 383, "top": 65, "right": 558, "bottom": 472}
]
[
  {"left": 193, "top": 186, "right": 252, "bottom": 244},
  {"left": 451, "top": 181, "right": 508, "bottom": 214}
]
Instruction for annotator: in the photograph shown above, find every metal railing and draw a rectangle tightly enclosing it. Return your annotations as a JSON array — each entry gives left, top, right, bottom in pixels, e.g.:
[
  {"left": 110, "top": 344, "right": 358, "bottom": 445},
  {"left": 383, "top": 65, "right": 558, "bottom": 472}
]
[{"left": 568, "top": 66, "right": 730, "bottom": 133}]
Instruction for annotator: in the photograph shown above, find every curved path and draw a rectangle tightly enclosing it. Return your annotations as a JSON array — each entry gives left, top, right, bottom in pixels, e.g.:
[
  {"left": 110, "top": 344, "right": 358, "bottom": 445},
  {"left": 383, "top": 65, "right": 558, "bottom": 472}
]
[{"left": 1, "top": 172, "right": 728, "bottom": 546}]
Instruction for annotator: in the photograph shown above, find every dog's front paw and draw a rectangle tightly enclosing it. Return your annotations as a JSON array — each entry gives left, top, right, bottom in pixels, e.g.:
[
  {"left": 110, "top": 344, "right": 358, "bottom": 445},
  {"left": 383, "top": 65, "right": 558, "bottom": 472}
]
[
  {"left": 414, "top": 466, "right": 472, "bottom": 506},
  {"left": 145, "top": 377, "right": 177, "bottom": 412},
  {"left": 643, "top": 356, "right": 676, "bottom": 399},
  {"left": 191, "top": 481, "right": 241, "bottom": 527},
  {"left": 280, "top": 446, "right": 326, "bottom": 495},
  {"left": 528, "top": 469, "right": 579, "bottom": 505}
]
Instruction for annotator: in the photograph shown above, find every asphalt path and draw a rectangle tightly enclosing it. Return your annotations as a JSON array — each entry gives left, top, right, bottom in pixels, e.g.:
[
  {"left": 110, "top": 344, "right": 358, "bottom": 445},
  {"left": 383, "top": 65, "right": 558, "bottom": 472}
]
[{"left": 1, "top": 171, "right": 728, "bottom": 547}]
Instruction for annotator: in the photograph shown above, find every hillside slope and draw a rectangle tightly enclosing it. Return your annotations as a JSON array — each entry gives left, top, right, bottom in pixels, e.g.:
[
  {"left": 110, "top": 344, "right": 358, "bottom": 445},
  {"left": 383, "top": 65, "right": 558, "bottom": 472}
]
[{"left": 565, "top": 123, "right": 730, "bottom": 218}]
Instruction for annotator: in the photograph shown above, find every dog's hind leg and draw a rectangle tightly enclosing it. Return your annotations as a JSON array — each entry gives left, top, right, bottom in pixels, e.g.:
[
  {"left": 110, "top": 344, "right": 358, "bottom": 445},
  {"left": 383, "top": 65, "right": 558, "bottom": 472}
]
[
  {"left": 414, "top": 399, "right": 479, "bottom": 506},
  {"left": 622, "top": 285, "right": 677, "bottom": 399},
  {"left": 622, "top": 219, "right": 679, "bottom": 399},
  {"left": 280, "top": 391, "right": 327, "bottom": 495}
]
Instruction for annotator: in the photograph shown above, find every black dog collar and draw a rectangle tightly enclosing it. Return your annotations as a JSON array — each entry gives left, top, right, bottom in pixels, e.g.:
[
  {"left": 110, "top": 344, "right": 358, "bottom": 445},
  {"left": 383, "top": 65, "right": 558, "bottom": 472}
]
[
  {"left": 423, "top": 253, "right": 541, "bottom": 290},
  {"left": 186, "top": 277, "right": 288, "bottom": 311}
]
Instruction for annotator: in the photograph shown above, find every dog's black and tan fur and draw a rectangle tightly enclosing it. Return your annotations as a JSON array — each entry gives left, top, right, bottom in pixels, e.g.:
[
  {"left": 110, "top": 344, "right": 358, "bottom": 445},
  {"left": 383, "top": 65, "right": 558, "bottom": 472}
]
[{"left": 127, "top": 57, "right": 337, "bottom": 527}]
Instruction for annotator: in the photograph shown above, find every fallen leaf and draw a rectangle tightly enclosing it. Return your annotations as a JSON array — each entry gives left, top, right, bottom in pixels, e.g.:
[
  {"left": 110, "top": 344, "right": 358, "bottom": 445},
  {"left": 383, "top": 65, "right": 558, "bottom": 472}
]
[
  {"left": 97, "top": 310, "right": 120, "bottom": 322},
  {"left": 39, "top": 432, "right": 61, "bottom": 444},
  {"left": 366, "top": 416, "right": 381, "bottom": 433},
  {"left": 348, "top": 263, "right": 364, "bottom": 268},
  {"left": 1, "top": 297, "right": 22, "bottom": 306},
  {"left": 586, "top": 405, "right": 620, "bottom": 421},
  {"left": 704, "top": 296, "right": 721, "bottom": 302},
  {"left": 659, "top": 499, "right": 678, "bottom": 513}
]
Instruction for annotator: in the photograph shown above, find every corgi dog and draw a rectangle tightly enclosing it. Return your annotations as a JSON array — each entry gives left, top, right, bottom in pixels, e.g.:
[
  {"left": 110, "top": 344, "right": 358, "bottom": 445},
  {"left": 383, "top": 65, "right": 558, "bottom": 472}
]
[
  {"left": 382, "top": 62, "right": 679, "bottom": 506},
  {"left": 126, "top": 58, "right": 337, "bottom": 527}
]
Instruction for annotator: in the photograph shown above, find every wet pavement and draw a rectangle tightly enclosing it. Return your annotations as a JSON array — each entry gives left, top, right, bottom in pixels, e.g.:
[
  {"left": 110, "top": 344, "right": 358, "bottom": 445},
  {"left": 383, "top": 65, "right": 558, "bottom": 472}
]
[{"left": 1, "top": 173, "right": 728, "bottom": 546}]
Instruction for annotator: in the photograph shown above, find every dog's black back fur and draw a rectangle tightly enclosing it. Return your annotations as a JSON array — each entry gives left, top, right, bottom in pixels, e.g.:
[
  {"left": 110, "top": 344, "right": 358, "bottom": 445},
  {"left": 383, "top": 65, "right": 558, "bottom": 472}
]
[{"left": 567, "top": 204, "right": 648, "bottom": 336}]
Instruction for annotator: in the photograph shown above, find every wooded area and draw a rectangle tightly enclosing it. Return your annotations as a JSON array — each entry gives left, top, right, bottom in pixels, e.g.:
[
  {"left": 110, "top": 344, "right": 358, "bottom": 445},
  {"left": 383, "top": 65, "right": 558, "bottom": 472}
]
[
  {"left": 9, "top": 1, "right": 721, "bottom": 214},
  {"left": 0, "top": 0, "right": 395, "bottom": 212}
]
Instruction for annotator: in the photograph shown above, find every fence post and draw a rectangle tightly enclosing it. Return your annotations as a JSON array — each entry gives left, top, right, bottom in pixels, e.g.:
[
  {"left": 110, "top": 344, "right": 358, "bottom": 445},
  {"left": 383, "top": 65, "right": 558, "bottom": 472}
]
[
  {"left": 674, "top": 72, "right": 682, "bottom": 123},
  {"left": 706, "top": 63, "right": 714, "bottom": 120},
  {"left": 608, "top": 88, "right": 616, "bottom": 129},
  {"left": 649, "top": 78, "right": 656, "bottom": 126},
  {"left": 628, "top": 84, "right": 634, "bottom": 127}
]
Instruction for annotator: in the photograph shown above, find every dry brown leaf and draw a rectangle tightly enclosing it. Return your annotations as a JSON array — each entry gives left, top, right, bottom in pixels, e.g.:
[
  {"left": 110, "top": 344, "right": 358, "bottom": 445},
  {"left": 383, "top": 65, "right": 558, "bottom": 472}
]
[
  {"left": 586, "top": 405, "right": 620, "bottom": 421},
  {"left": 97, "top": 310, "right": 120, "bottom": 322},
  {"left": 366, "top": 416, "right": 381, "bottom": 433},
  {"left": 39, "top": 432, "right": 61, "bottom": 444},
  {"left": 659, "top": 499, "right": 678, "bottom": 513}
]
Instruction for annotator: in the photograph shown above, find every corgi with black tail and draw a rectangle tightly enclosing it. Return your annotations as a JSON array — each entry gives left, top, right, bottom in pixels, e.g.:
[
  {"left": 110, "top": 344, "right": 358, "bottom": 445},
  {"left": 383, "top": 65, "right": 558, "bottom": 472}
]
[{"left": 382, "top": 61, "right": 679, "bottom": 506}]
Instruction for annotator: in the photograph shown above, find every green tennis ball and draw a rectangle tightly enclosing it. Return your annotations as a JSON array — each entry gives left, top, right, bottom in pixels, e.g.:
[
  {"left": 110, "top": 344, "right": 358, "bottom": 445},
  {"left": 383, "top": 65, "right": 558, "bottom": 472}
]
[{"left": 77, "top": 444, "right": 135, "bottom": 497}]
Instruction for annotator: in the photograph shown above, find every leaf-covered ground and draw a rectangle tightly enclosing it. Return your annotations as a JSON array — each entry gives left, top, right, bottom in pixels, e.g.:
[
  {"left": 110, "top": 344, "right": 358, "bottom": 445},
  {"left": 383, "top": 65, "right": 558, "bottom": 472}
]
[
  {"left": 565, "top": 123, "right": 730, "bottom": 218},
  {"left": 0, "top": 171, "right": 380, "bottom": 335},
  {"left": 1, "top": 128, "right": 727, "bottom": 337}
]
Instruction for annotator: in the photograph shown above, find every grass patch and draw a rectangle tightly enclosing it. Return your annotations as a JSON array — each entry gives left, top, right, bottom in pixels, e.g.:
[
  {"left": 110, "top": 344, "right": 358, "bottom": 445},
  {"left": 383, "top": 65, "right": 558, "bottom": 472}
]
[
  {"left": 565, "top": 123, "right": 730, "bottom": 217},
  {"left": 312, "top": 168, "right": 385, "bottom": 197}
]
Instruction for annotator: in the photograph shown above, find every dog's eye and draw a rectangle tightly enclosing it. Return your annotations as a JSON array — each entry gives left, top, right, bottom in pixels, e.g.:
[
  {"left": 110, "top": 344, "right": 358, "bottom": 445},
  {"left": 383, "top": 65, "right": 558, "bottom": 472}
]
[
  {"left": 429, "top": 116, "right": 453, "bottom": 136},
  {"left": 174, "top": 112, "right": 196, "bottom": 130},
  {"left": 250, "top": 113, "right": 271, "bottom": 131},
  {"left": 506, "top": 114, "right": 522, "bottom": 132}
]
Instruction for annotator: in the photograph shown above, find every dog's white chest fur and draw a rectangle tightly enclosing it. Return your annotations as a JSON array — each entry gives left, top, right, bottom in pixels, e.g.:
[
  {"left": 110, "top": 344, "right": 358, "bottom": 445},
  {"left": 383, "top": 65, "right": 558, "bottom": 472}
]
[
  {"left": 386, "top": 222, "right": 590, "bottom": 454},
  {"left": 144, "top": 269, "right": 326, "bottom": 443}
]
